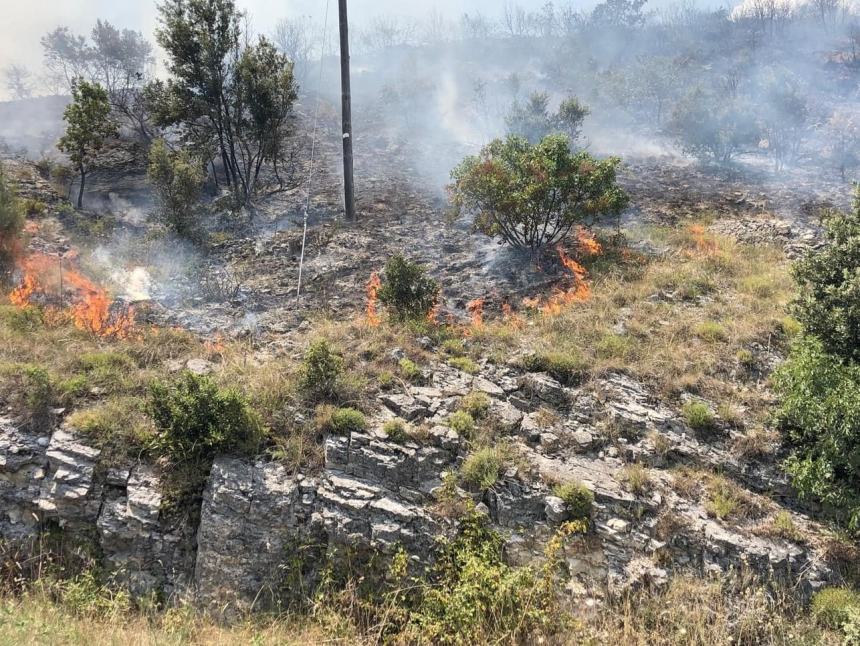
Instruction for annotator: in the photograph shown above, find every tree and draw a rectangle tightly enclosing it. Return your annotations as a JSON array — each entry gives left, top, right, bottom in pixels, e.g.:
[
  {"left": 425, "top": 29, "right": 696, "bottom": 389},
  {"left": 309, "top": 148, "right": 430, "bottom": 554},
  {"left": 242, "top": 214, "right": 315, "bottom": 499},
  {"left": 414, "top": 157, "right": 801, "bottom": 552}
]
[
  {"left": 148, "top": 0, "right": 298, "bottom": 208},
  {"left": 57, "top": 81, "right": 117, "bottom": 208},
  {"left": 792, "top": 195, "right": 860, "bottom": 363},
  {"left": 378, "top": 254, "right": 440, "bottom": 321},
  {"left": 757, "top": 71, "right": 809, "bottom": 171},
  {"left": 273, "top": 16, "right": 315, "bottom": 88},
  {"left": 41, "top": 22, "right": 154, "bottom": 139},
  {"left": 449, "top": 134, "right": 628, "bottom": 252},
  {"left": 2, "top": 65, "right": 33, "bottom": 100},
  {"left": 147, "top": 139, "right": 205, "bottom": 238},
  {"left": 506, "top": 92, "right": 590, "bottom": 147},
  {"left": 591, "top": 0, "right": 649, "bottom": 28}
]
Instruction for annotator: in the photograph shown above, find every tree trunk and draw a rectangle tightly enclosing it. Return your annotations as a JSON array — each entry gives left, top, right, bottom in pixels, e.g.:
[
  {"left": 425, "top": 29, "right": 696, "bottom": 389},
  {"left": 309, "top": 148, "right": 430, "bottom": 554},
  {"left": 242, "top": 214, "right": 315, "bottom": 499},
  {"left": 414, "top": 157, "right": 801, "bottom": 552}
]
[{"left": 77, "top": 169, "right": 86, "bottom": 209}]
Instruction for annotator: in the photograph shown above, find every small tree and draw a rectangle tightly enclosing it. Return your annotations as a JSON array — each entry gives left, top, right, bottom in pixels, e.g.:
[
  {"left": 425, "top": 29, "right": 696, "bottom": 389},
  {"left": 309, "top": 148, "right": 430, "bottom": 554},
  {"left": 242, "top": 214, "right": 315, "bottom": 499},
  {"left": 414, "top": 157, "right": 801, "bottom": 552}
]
[
  {"left": 57, "top": 80, "right": 117, "bottom": 208},
  {"left": 450, "top": 134, "right": 628, "bottom": 252},
  {"left": 0, "top": 167, "right": 24, "bottom": 273},
  {"left": 505, "top": 92, "right": 590, "bottom": 147},
  {"left": 378, "top": 254, "right": 440, "bottom": 321},
  {"left": 2, "top": 64, "right": 33, "bottom": 100},
  {"left": 792, "top": 194, "right": 860, "bottom": 363},
  {"left": 824, "top": 108, "right": 860, "bottom": 181},
  {"left": 147, "top": 139, "right": 204, "bottom": 237}
]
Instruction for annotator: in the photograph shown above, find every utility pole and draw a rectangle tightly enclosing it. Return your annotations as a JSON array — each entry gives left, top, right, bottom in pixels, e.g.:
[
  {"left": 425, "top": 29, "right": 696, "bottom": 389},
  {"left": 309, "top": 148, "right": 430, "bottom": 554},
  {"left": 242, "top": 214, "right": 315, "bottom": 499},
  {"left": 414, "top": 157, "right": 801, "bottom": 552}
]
[{"left": 338, "top": 0, "right": 356, "bottom": 220}]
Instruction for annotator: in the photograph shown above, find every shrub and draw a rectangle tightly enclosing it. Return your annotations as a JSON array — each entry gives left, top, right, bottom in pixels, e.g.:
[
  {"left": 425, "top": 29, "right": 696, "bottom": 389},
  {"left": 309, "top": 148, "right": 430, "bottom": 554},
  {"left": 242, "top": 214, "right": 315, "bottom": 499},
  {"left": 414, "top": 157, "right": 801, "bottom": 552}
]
[
  {"left": 383, "top": 419, "right": 409, "bottom": 443},
  {"left": 682, "top": 401, "right": 716, "bottom": 432},
  {"left": 773, "top": 337, "right": 860, "bottom": 529},
  {"left": 735, "top": 348, "right": 756, "bottom": 368},
  {"left": 449, "top": 134, "right": 628, "bottom": 252},
  {"left": 448, "top": 356, "right": 479, "bottom": 374},
  {"left": 67, "top": 397, "right": 153, "bottom": 462},
  {"left": 461, "top": 448, "right": 504, "bottom": 490},
  {"left": 147, "top": 138, "right": 204, "bottom": 238},
  {"left": 399, "top": 358, "right": 422, "bottom": 382},
  {"left": 459, "top": 391, "right": 491, "bottom": 420},
  {"left": 811, "top": 587, "right": 860, "bottom": 629},
  {"left": 767, "top": 510, "right": 802, "bottom": 542},
  {"left": 520, "top": 350, "right": 585, "bottom": 385},
  {"left": 0, "top": 167, "right": 24, "bottom": 271},
  {"left": 553, "top": 481, "right": 594, "bottom": 521},
  {"left": 596, "top": 333, "right": 633, "bottom": 360},
  {"left": 377, "top": 254, "right": 439, "bottom": 321},
  {"left": 316, "top": 406, "right": 366, "bottom": 435},
  {"left": 694, "top": 320, "right": 727, "bottom": 342},
  {"left": 447, "top": 411, "right": 476, "bottom": 437},
  {"left": 792, "top": 196, "right": 860, "bottom": 362},
  {"left": 299, "top": 339, "right": 344, "bottom": 402},
  {"left": 148, "top": 371, "right": 263, "bottom": 465},
  {"left": 505, "top": 91, "right": 590, "bottom": 145},
  {"left": 621, "top": 464, "right": 652, "bottom": 496},
  {"left": 441, "top": 338, "right": 466, "bottom": 356}
]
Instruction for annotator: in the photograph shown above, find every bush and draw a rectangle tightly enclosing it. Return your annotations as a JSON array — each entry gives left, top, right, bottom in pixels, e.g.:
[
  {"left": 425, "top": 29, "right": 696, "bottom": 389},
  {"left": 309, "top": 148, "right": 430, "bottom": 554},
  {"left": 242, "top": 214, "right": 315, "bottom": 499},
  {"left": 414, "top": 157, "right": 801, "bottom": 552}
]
[
  {"left": 811, "top": 587, "right": 860, "bottom": 629},
  {"left": 521, "top": 351, "right": 585, "bottom": 385},
  {"left": 505, "top": 91, "right": 590, "bottom": 145},
  {"left": 792, "top": 196, "right": 860, "bottom": 362},
  {"left": 682, "top": 401, "right": 716, "bottom": 432},
  {"left": 399, "top": 357, "right": 422, "bottom": 382},
  {"left": 774, "top": 337, "right": 860, "bottom": 529},
  {"left": 299, "top": 339, "right": 344, "bottom": 402},
  {"left": 148, "top": 371, "right": 263, "bottom": 465},
  {"left": 0, "top": 167, "right": 24, "bottom": 271},
  {"left": 459, "top": 391, "right": 490, "bottom": 420},
  {"left": 694, "top": 320, "right": 727, "bottom": 342},
  {"left": 447, "top": 411, "right": 476, "bottom": 437},
  {"left": 448, "top": 356, "right": 479, "bottom": 374},
  {"left": 67, "top": 397, "right": 153, "bottom": 462},
  {"left": 461, "top": 448, "right": 504, "bottom": 490},
  {"left": 147, "top": 138, "right": 204, "bottom": 238},
  {"left": 450, "top": 134, "right": 628, "bottom": 252},
  {"left": 377, "top": 255, "right": 439, "bottom": 322},
  {"left": 316, "top": 406, "right": 366, "bottom": 435},
  {"left": 383, "top": 419, "right": 409, "bottom": 443},
  {"left": 553, "top": 481, "right": 594, "bottom": 521}
]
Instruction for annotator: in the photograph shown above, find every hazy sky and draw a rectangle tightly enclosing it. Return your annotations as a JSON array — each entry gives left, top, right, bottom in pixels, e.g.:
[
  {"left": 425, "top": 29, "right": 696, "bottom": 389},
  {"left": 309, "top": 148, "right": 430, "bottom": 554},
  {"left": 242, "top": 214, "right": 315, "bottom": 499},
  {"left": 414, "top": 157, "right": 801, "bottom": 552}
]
[{"left": 0, "top": 0, "right": 564, "bottom": 78}]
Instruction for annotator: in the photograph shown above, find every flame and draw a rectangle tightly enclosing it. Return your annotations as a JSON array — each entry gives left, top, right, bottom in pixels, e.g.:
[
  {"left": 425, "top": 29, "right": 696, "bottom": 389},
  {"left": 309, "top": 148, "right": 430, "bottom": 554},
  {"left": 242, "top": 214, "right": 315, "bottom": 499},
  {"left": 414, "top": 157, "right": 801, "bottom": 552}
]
[
  {"left": 522, "top": 246, "right": 594, "bottom": 317},
  {"left": 426, "top": 300, "right": 441, "bottom": 326},
  {"left": 365, "top": 272, "right": 381, "bottom": 327},
  {"left": 576, "top": 227, "right": 602, "bottom": 256},
  {"left": 204, "top": 335, "right": 226, "bottom": 357},
  {"left": 502, "top": 302, "right": 525, "bottom": 329},
  {"left": 466, "top": 298, "right": 484, "bottom": 329},
  {"left": 7, "top": 251, "right": 136, "bottom": 339},
  {"left": 688, "top": 224, "right": 718, "bottom": 256}
]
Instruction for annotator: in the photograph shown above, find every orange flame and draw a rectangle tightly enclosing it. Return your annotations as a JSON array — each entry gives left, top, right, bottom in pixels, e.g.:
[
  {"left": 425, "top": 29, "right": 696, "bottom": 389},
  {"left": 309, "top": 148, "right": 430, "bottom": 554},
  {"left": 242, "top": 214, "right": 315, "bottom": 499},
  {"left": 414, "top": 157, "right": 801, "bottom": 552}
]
[
  {"left": 576, "top": 227, "right": 602, "bottom": 256},
  {"left": 689, "top": 224, "right": 718, "bottom": 256},
  {"left": 522, "top": 246, "right": 593, "bottom": 317},
  {"left": 466, "top": 298, "right": 484, "bottom": 329},
  {"left": 502, "top": 302, "right": 525, "bottom": 329},
  {"left": 7, "top": 252, "right": 136, "bottom": 339},
  {"left": 365, "top": 272, "right": 381, "bottom": 327},
  {"left": 426, "top": 300, "right": 441, "bottom": 326}
]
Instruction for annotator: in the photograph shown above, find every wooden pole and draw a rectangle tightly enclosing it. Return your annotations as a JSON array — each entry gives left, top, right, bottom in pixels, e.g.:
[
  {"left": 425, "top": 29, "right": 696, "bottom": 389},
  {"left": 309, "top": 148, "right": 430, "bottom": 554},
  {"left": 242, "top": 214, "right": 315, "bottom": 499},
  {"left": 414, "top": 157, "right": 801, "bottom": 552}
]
[{"left": 338, "top": 0, "right": 356, "bottom": 220}]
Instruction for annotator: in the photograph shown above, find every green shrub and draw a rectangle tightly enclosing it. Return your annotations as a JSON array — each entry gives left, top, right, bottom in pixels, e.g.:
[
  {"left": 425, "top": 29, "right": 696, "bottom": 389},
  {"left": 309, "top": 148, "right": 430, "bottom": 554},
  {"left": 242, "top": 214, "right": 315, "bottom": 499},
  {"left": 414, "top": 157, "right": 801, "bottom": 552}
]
[
  {"left": 0, "top": 305, "right": 43, "bottom": 332},
  {"left": 596, "top": 334, "right": 633, "bottom": 360},
  {"left": 0, "top": 167, "right": 24, "bottom": 270},
  {"left": 461, "top": 448, "right": 504, "bottom": 490},
  {"left": 383, "top": 419, "right": 409, "bottom": 443},
  {"left": 811, "top": 587, "right": 860, "bottom": 629},
  {"left": 448, "top": 356, "right": 479, "bottom": 374},
  {"left": 694, "top": 320, "right": 727, "bottom": 342},
  {"left": 447, "top": 411, "right": 476, "bottom": 437},
  {"left": 552, "top": 481, "right": 593, "bottom": 521},
  {"left": 316, "top": 407, "right": 366, "bottom": 435},
  {"left": 520, "top": 350, "right": 585, "bottom": 385},
  {"left": 768, "top": 510, "right": 802, "bottom": 542},
  {"left": 68, "top": 397, "right": 153, "bottom": 460},
  {"left": 148, "top": 371, "right": 263, "bottom": 465},
  {"left": 735, "top": 349, "right": 756, "bottom": 368},
  {"left": 459, "top": 391, "right": 491, "bottom": 420},
  {"left": 442, "top": 338, "right": 466, "bottom": 356},
  {"left": 621, "top": 464, "right": 652, "bottom": 496},
  {"left": 299, "top": 339, "right": 344, "bottom": 402},
  {"left": 378, "top": 254, "right": 439, "bottom": 321},
  {"left": 682, "top": 401, "right": 716, "bottom": 432},
  {"left": 792, "top": 197, "right": 860, "bottom": 362},
  {"left": 774, "top": 337, "right": 860, "bottom": 529},
  {"left": 399, "top": 358, "right": 422, "bottom": 382}
]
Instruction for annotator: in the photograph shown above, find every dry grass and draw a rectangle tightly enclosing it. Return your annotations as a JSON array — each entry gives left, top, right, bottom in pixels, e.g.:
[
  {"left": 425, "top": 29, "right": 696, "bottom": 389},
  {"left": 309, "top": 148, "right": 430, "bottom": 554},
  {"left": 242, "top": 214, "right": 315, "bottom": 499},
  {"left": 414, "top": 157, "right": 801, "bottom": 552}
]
[{"left": 474, "top": 224, "right": 793, "bottom": 425}]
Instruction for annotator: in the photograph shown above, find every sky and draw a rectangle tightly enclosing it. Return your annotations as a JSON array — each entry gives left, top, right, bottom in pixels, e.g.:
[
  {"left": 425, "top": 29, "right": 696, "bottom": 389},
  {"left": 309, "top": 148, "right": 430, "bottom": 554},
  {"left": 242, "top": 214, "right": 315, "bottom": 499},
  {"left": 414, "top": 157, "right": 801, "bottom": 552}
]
[{"left": 0, "top": 0, "right": 566, "bottom": 78}]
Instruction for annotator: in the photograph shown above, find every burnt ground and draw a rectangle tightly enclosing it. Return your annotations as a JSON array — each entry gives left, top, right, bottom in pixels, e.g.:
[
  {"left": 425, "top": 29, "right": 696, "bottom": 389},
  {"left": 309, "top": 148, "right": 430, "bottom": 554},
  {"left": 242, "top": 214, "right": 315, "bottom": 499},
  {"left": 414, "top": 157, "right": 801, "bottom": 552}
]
[{"left": 3, "top": 106, "right": 852, "bottom": 343}]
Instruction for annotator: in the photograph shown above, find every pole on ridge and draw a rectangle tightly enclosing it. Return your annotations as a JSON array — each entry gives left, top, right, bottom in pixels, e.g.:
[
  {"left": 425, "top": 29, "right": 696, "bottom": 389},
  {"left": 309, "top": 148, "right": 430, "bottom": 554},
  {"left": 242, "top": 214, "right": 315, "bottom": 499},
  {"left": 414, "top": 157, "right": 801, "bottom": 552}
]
[{"left": 338, "top": 0, "right": 356, "bottom": 221}]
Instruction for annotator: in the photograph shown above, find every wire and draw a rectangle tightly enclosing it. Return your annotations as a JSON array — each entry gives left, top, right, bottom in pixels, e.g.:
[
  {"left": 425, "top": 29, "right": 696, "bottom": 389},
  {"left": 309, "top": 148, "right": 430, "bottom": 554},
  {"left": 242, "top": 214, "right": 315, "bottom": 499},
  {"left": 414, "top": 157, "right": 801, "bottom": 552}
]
[{"left": 296, "top": 0, "right": 331, "bottom": 307}]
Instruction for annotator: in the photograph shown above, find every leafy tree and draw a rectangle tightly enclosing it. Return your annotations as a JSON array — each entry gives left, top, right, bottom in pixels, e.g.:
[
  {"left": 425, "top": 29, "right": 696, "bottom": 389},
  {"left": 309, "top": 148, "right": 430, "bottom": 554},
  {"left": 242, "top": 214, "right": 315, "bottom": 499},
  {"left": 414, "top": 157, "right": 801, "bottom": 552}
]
[
  {"left": 824, "top": 108, "right": 860, "bottom": 181},
  {"left": 2, "top": 64, "right": 33, "bottom": 100},
  {"left": 758, "top": 71, "right": 809, "bottom": 171},
  {"left": 0, "top": 167, "right": 24, "bottom": 274},
  {"left": 792, "top": 196, "right": 860, "bottom": 362},
  {"left": 450, "top": 134, "right": 628, "bottom": 252},
  {"left": 41, "top": 22, "right": 154, "bottom": 139},
  {"left": 378, "top": 254, "right": 440, "bottom": 321},
  {"left": 669, "top": 87, "right": 759, "bottom": 164},
  {"left": 147, "top": 139, "right": 205, "bottom": 237},
  {"left": 591, "top": 0, "right": 649, "bottom": 28},
  {"left": 57, "top": 80, "right": 117, "bottom": 208},
  {"left": 505, "top": 92, "right": 589, "bottom": 147},
  {"left": 147, "top": 0, "right": 298, "bottom": 208}
]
